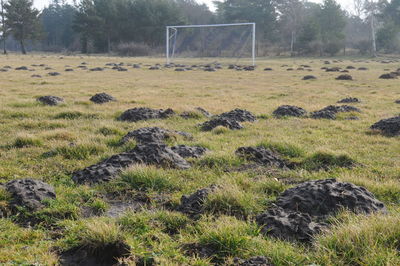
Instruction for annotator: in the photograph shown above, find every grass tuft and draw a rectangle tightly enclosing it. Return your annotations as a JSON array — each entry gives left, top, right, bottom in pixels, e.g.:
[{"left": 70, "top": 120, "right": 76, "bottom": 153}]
[
  {"left": 258, "top": 141, "right": 305, "bottom": 158},
  {"left": 301, "top": 152, "right": 357, "bottom": 171},
  {"left": 13, "top": 136, "right": 43, "bottom": 148},
  {"left": 54, "top": 144, "right": 106, "bottom": 160}
]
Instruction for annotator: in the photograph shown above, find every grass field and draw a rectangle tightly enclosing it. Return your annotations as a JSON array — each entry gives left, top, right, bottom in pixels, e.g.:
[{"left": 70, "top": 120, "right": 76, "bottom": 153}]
[{"left": 0, "top": 54, "right": 399, "bottom": 265}]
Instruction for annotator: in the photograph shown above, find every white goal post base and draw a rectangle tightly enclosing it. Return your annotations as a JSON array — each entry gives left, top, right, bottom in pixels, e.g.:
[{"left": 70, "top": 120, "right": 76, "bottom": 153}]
[{"left": 166, "top": 23, "right": 256, "bottom": 66}]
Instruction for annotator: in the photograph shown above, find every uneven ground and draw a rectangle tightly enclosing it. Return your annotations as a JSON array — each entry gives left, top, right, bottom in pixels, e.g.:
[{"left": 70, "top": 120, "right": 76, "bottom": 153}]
[{"left": 0, "top": 54, "right": 399, "bottom": 265}]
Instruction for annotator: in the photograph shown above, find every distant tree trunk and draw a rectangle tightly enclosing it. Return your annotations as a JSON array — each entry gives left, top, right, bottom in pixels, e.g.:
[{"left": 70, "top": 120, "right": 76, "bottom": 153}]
[
  {"left": 20, "top": 40, "right": 26, "bottom": 54},
  {"left": 290, "top": 30, "right": 295, "bottom": 57},
  {"left": 107, "top": 32, "right": 111, "bottom": 54},
  {"left": 1, "top": 0, "right": 6, "bottom": 54},
  {"left": 81, "top": 36, "right": 88, "bottom": 54},
  {"left": 370, "top": 14, "right": 377, "bottom": 57}
]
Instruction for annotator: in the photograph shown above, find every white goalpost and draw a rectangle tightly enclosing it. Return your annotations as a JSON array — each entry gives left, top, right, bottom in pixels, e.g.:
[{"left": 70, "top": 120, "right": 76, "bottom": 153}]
[{"left": 166, "top": 23, "right": 256, "bottom": 66}]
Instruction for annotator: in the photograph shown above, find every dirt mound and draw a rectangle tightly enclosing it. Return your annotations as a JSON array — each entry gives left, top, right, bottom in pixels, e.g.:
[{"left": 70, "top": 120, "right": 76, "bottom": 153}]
[
  {"left": 118, "top": 107, "right": 174, "bottom": 122},
  {"left": 233, "top": 256, "right": 273, "bottom": 266},
  {"left": 358, "top": 67, "right": 368, "bottom": 70},
  {"left": 370, "top": 116, "right": 400, "bottom": 136},
  {"left": 178, "top": 186, "right": 216, "bottom": 217},
  {"left": 379, "top": 73, "right": 397, "bottom": 79},
  {"left": 90, "top": 93, "right": 116, "bottom": 104},
  {"left": 72, "top": 143, "right": 190, "bottom": 184},
  {"left": 346, "top": 66, "right": 355, "bottom": 69},
  {"left": 171, "top": 145, "right": 208, "bottom": 158},
  {"left": 395, "top": 100, "right": 400, "bottom": 104},
  {"left": 320, "top": 105, "right": 361, "bottom": 113},
  {"left": 59, "top": 240, "right": 130, "bottom": 266},
  {"left": 219, "top": 109, "right": 256, "bottom": 122},
  {"left": 120, "top": 127, "right": 192, "bottom": 144},
  {"left": 195, "top": 107, "right": 212, "bottom": 118},
  {"left": 325, "top": 67, "right": 341, "bottom": 72},
  {"left": 200, "top": 117, "right": 243, "bottom": 131},
  {"left": 5, "top": 179, "right": 56, "bottom": 211},
  {"left": 31, "top": 74, "right": 41, "bottom": 78},
  {"left": 48, "top": 72, "right": 60, "bottom": 76},
  {"left": 256, "top": 206, "right": 325, "bottom": 242},
  {"left": 311, "top": 105, "right": 360, "bottom": 119},
  {"left": 90, "top": 67, "right": 104, "bottom": 71},
  {"left": 302, "top": 75, "right": 316, "bottom": 80},
  {"left": 37, "top": 95, "right": 64, "bottom": 106},
  {"left": 236, "top": 147, "right": 290, "bottom": 169},
  {"left": 15, "top": 66, "right": 28, "bottom": 70},
  {"left": 336, "top": 74, "right": 353, "bottom": 80},
  {"left": 256, "top": 179, "right": 386, "bottom": 242},
  {"left": 310, "top": 110, "right": 336, "bottom": 119},
  {"left": 273, "top": 105, "right": 307, "bottom": 118},
  {"left": 337, "top": 97, "right": 360, "bottom": 103},
  {"left": 264, "top": 67, "right": 273, "bottom": 71},
  {"left": 276, "top": 179, "right": 386, "bottom": 217}
]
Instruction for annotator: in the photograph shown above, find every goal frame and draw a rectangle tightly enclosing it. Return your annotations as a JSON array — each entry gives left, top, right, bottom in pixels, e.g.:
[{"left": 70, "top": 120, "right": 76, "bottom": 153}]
[{"left": 166, "top": 23, "right": 256, "bottom": 66}]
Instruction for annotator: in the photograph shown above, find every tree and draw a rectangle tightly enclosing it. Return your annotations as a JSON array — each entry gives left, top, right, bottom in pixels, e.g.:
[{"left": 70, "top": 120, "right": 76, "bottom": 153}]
[
  {"left": 215, "top": 0, "right": 277, "bottom": 42},
  {"left": 319, "top": 0, "right": 346, "bottom": 55},
  {"left": 276, "top": 0, "right": 304, "bottom": 55},
  {"left": 4, "top": 0, "right": 42, "bottom": 54},
  {"left": 1, "top": 0, "right": 8, "bottom": 54},
  {"left": 41, "top": 1, "right": 78, "bottom": 51}
]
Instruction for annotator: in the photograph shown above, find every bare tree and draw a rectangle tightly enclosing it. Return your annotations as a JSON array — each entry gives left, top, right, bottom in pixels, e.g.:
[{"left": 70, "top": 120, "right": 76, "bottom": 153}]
[
  {"left": 364, "top": 0, "right": 378, "bottom": 56},
  {"left": 1, "top": 0, "right": 7, "bottom": 54}
]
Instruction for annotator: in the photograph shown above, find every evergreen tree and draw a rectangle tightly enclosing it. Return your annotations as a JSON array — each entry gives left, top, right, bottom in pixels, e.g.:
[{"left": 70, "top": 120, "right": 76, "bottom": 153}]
[{"left": 4, "top": 0, "right": 42, "bottom": 54}]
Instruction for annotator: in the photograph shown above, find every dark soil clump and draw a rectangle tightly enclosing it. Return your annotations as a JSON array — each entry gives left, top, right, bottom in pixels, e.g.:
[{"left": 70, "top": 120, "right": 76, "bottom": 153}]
[
  {"left": 118, "top": 107, "right": 174, "bottom": 122},
  {"left": 72, "top": 143, "right": 190, "bottom": 184},
  {"left": 337, "top": 97, "right": 360, "bottom": 103},
  {"left": 200, "top": 117, "right": 243, "bottom": 131},
  {"left": 37, "top": 95, "right": 64, "bottom": 106},
  {"left": 5, "top": 179, "right": 56, "bottom": 211},
  {"left": 90, "top": 93, "right": 116, "bottom": 104},
  {"left": 302, "top": 75, "right": 316, "bottom": 80},
  {"left": 336, "top": 74, "right": 353, "bottom": 80},
  {"left": 120, "top": 127, "right": 192, "bottom": 144},
  {"left": 370, "top": 116, "right": 400, "bottom": 136},
  {"left": 178, "top": 186, "right": 216, "bottom": 217},
  {"left": 233, "top": 256, "right": 273, "bottom": 266},
  {"left": 236, "top": 146, "right": 291, "bottom": 169},
  {"left": 379, "top": 73, "right": 397, "bottom": 79},
  {"left": 256, "top": 179, "right": 386, "bottom": 242},
  {"left": 256, "top": 205, "right": 326, "bottom": 242},
  {"left": 59, "top": 240, "right": 131, "bottom": 266},
  {"left": 219, "top": 109, "right": 256, "bottom": 122},
  {"left": 273, "top": 105, "right": 307, "bottom": 118},
  {"left": 310, "top": 110, "right": 336, "bottom": 120},
  {"left": 171, "top": 145, "right": 208, "bottom": 158}
]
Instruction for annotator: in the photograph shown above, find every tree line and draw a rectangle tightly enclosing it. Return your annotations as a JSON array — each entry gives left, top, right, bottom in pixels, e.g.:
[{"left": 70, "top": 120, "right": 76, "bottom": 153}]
[{"left": 0, "top": 0, "right": 399, "bottom": 56}]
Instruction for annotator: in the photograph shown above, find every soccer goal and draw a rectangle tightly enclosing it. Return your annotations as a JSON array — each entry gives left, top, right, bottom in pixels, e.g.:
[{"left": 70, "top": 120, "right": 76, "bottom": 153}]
[{"left": 166, "top": 23, "right": 256, "bottom": 66}]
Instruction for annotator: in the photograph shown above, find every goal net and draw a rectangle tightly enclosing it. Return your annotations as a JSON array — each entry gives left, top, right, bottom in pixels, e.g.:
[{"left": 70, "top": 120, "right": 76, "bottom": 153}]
[{"left": 166, "top": 23, "right": 256, "bottom": 66}]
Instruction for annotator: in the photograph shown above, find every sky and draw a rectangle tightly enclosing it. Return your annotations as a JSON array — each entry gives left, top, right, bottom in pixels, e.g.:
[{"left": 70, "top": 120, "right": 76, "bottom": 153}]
[{"left": 33, "top": 0, "right": 355, "bottom": 14}]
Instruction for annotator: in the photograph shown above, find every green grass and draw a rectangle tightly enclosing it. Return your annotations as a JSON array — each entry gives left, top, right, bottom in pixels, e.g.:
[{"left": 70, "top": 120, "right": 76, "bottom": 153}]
[{"left": 0, "top": 55, "right": 399, "bottom": 265}]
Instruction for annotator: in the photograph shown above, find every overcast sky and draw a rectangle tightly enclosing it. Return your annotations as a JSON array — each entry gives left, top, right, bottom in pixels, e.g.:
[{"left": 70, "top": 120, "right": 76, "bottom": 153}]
[{"left": 33, "top": 0, "right": 354, "bottom": 14}]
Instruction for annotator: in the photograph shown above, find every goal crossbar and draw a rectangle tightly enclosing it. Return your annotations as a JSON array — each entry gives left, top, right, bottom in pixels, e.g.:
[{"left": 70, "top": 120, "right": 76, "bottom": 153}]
[{"left": 166, "top": 23, "right": 256, "bottom": 66}]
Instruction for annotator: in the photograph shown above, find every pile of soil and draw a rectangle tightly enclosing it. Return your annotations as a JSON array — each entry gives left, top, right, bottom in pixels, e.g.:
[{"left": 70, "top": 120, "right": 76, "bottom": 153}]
[
  {"left": 65, "top": 69, "right": 74, "bottom": 72},
  {"left": 118, "top": 107, "right": 174, "bottom": 122},
  {"left": 15, "top": 66, "right": 28, "bottom": 70},
  {"left": 149, "top": 66, "right": 161, "bottom": 70},
  {"left": 59, "top": 240, "right": 131, "bottom": 266},
  {"left": 219, "top": 109, "right": 256, "bottom": 122},
  {"left": 302, "top": 75, "right": 316, "bottom": 80},
  {"left": 273, "top": 105, "right": 307, "bottom": 118},
  {"left": 337, "top": 97, "right": 360, "bottom": 103},
  {"left": 120, "top": 127, "right": 192, "bottom": 144},
  {"left": 256, "top": 179, "right": 386, "bottom": 242},
  {"left": 200, "top": 117, "right": 244, "bottom": 131},
  {"left": 72, "top": 143, "right": 190, "bottom": 185},
  {"left": 90, "top": 67, "right": 104, "bottom": 71},
  {"left": 178, "top": 186, "right": 216, "bottom": 217},
  {"left": 370, "top": 116, "right": 400, "bottom": 136},
  {"left": 233, "top": 256, "right": 273, "bottom": 266},
  {"left": 236, "top": 146, "right": 290, "bottom": 169},
  {"left": 264, "top": 68, "right": 273, "bottom": 71},
  {"left": 336, "top": 74, "right": 353, "bottom": 80},
  {"left": 256, "top": 205, "right": 325, "bottom": 242},
  {"left": 37, "top": 95, "right": 64, "bottom": 106},
  {"left": 171, "top": 145, "right": 208, "bottom": 158},
  {"left": 325, "top": 67, "right": 341, "bottom": 72},
  {"left": 395, "top": 100, "right": 400, "bottom": 104},
  {"left": 346, "top": 66, "right": 355, "bottom": 69},
  {"left": 311, "top": 105, "right": 360, "bottom": 120},
  {"left": 310, "top": 110, "right": 336, "bottom": 120},
  {"left": 48, "top": 72, "right": 60, "bottom": 76},
  {"left": 5, "top": 179, "right": 56, "bottom": 211},
  {"left": 180, "top": 107, "right": 212, "bottom": 119},
  {"left": 358, "top": 67, "right": 368, "bottom": 70},
  {"left": 90, "top": 93, "right": 116, "bottom": 104},
  {"left": 379, "top": 73, "right": 397, "bottom": 79}
]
